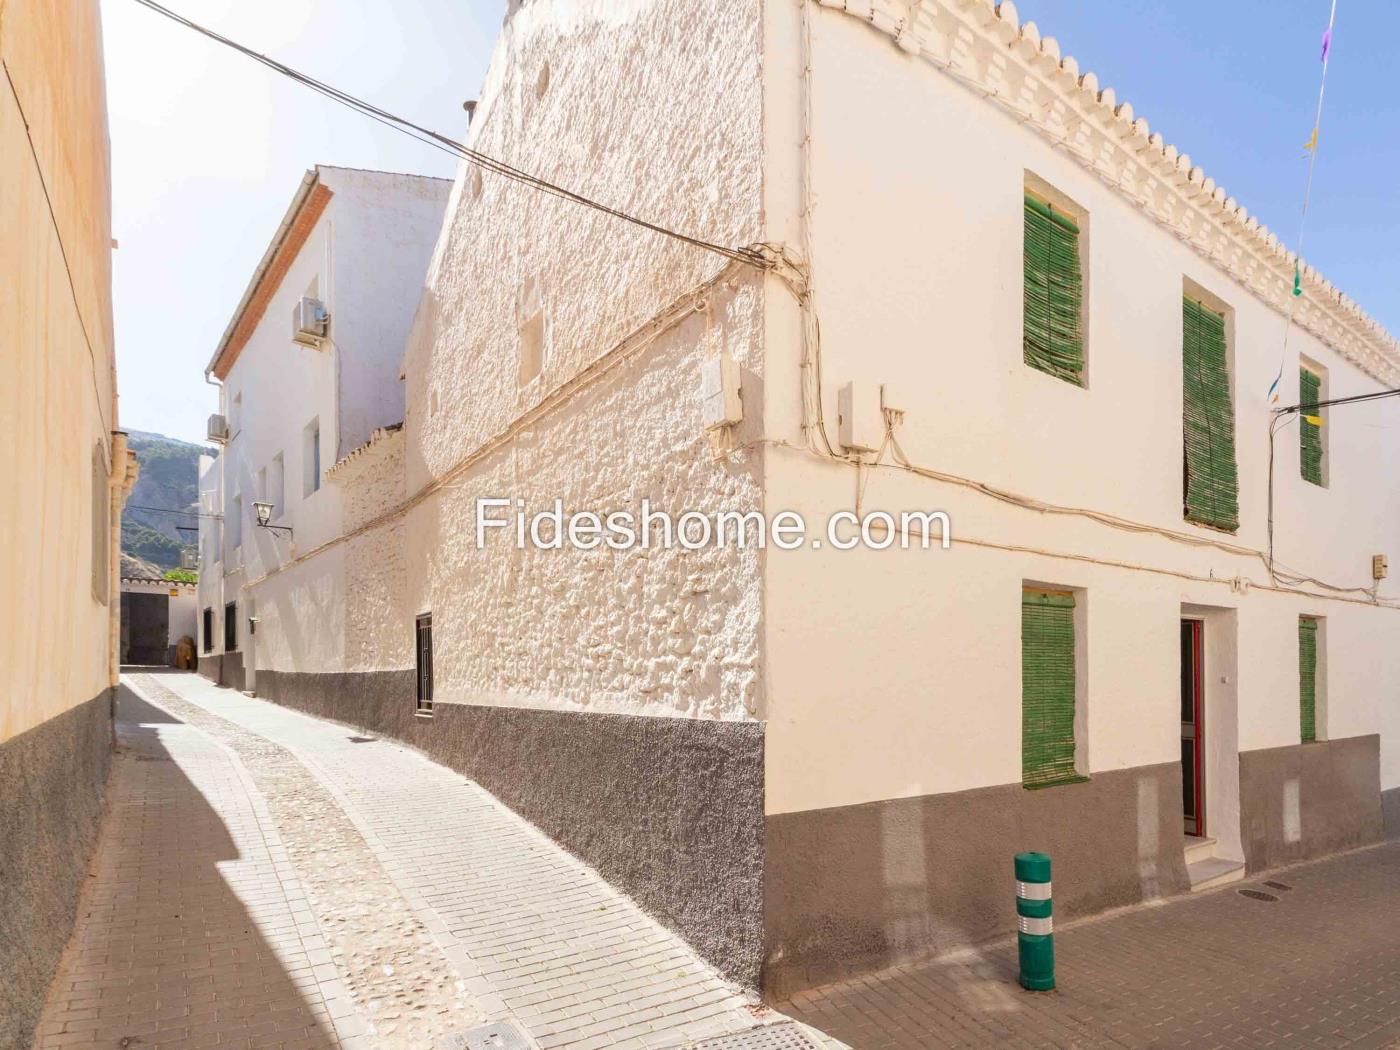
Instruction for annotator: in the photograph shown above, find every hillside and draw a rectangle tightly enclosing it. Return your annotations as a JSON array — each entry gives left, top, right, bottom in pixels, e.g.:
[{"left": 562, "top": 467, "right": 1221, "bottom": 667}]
[{"left": 122, "top": 429, "right": 211, "bottom": 575}]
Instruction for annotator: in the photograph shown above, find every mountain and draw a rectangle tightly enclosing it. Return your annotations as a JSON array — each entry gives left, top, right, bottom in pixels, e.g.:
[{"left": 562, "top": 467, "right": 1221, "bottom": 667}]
[{"left": 122, "top": 430, "right": 212, "bottom": 575}]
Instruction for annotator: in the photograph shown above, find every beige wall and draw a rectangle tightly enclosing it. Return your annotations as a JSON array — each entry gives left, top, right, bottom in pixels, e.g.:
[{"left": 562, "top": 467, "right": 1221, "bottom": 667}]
[{"left": 0, "top": 0, "right": 123, "bottom": 742}]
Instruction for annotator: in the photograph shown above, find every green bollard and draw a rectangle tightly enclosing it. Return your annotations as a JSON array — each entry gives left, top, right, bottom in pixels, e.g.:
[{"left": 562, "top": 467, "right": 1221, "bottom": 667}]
[{"left": 1015, "top": 851, "right": 1055, "bottom": 991}]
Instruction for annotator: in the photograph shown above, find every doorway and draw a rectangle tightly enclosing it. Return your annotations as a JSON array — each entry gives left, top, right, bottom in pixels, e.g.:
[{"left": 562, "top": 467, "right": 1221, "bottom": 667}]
[{"left": 1180, "top": 619, "right": 1204, "bottom": 836}]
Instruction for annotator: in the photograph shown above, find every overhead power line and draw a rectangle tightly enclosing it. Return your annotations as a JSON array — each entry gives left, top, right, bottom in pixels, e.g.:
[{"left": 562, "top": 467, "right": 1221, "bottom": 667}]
[
  {"left": 128, "top": 0, "right": 770, "bottom": 269},
  {"left": 1274, "top": 386, "right": 1400, "bottom": 415}
]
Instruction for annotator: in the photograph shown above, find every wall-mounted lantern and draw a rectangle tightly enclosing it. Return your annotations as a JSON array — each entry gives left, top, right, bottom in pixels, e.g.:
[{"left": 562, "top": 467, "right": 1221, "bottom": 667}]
[{"left": 251, "top": 500, "right": 293, "bottom": 538}]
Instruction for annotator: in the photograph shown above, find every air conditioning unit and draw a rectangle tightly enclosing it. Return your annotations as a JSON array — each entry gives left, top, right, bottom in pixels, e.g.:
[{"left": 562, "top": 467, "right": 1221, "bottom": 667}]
[
  {"left": 207, "top": 413, "right": 229, "bottom": 442},
  {"left": 293, "top": 296, "right": 329, "bottom": 347}
]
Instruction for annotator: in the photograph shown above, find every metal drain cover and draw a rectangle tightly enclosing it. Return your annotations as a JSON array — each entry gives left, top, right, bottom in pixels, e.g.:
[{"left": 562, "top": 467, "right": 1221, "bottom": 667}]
[
  {"left": 1264, "top": 880, "right": 1293, "bottom": 891},
  {"left": 684, "top": 1023, "right": 823, "bottom": 1050},
  {"left": 444, "top": 1022, "right": 532, "bottom": 1050},
  {"left": 1239, "top": 888, "right": 1280, "bottom": 902}
]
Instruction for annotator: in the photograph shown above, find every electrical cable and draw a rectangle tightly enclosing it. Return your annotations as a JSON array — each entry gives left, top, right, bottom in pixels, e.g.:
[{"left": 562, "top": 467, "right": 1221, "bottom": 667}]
[
  {"left": 127, "top": 0, "right": 770, "bottom": 270},
  {"left": 126, "top": 504, "right": 220, "bottom": 519}
]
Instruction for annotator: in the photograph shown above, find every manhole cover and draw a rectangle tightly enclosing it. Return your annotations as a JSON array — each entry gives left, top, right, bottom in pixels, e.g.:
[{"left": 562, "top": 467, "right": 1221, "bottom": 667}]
[
  {"left": 444, "top": 1023, "right": 532, "bottom": 1050},
  {"left": 1263, "top": 880, "right": 1293, "bottom": 891},
  {"left": 1238, "top": 889, "right": 1280, "bottom": 902},
  {"left": 685, "top": 1024, "right": 823, "bottom": 1050},
  {"left": 347, "top": 736, "right": 377, "bottom": 744}
]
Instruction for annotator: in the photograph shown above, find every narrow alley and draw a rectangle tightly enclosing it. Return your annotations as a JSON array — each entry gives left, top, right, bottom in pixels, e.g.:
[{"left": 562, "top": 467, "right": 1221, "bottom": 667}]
[
  {"left": 31, "top": 673, "right": 1400, "bottom": 1050},
  {"left": 32, "top": 674, "right": 828, "bottom": 1050}
]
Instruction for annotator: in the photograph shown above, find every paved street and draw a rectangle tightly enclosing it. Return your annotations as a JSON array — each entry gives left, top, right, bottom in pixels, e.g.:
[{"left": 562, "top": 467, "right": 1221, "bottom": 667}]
[
  {"left": 34, "top": 674, "right": 827, "bottom": 1050},
  {"left": 775, "top": 842, "right": 1400, "bottom": 1050},
  {"left": 32, "top": 671, "right": 1400, "bottom": 1050}
]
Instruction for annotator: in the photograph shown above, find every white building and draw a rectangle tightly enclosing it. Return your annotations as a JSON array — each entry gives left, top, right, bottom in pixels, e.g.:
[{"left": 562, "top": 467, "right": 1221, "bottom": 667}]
[
  {"left": 196, "top": 165, "right": 450, "bottom": 691},
  {"left": 225, "top": 0, "right": 1400, "bottom": 1000}
]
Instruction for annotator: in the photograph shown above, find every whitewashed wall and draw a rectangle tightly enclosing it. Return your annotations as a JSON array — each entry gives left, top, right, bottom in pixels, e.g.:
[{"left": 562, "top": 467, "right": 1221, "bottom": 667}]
[
  {"left": 206, "top": 168, "right": 448, "bottom": 671},
  {"left": 399, "top": 0, "right": 767, "bottom": 720},
  {"left": 759, "top": 5, "right": 1400, "bottom": 818}
]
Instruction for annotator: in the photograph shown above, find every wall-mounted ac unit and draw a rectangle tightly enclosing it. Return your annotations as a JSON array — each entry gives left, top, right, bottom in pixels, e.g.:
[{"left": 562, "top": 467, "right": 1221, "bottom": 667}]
[
  {"left": 207, "top": 413, "right": 229, "bottom": 442},
  {"left": 293, "top": 296, "right": 329, "bottom": 347}
]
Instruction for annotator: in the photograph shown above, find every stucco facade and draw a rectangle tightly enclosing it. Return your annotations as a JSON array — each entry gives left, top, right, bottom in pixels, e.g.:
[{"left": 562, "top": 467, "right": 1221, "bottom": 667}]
[
  {"left": 0, "top": 1, "right": 133, "bottom": 1044},
  {"left": 195, "top": 166, "right": 450, "bottom": 695},
  {"left": 213, "top": 0, "right": 1400, "bottom": 1001}
]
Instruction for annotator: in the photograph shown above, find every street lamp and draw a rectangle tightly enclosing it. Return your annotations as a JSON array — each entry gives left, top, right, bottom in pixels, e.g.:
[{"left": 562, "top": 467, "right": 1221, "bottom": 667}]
[{"left": 251, "top": 500, "right": 293, "bottom": 538}]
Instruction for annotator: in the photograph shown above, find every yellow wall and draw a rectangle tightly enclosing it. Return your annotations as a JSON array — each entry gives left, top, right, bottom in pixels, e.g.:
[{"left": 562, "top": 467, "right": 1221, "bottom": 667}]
[{"left": 0, "top": 0, "right": 124, "bottom": 741}]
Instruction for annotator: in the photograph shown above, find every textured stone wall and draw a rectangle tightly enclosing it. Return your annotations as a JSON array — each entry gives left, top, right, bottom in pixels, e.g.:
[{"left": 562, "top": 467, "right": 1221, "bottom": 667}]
[{"left": 399, "top": 0, "right": 767, "bottom": 722}]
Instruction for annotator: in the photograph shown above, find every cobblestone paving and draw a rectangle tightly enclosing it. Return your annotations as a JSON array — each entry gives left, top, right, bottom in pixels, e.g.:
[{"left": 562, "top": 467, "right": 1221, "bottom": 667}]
[
  {"left": 33, "top": 686, "right": 343, "bottom": 1050},
  {"left": 775, "top": 841, "right": 1400, "bottom": 1050},
  {"left": 130, "top": 674, "right": 480, "bottom": 1049},
  {"left": 122, "top": 673, "right": 839, "bottom": 1050}
]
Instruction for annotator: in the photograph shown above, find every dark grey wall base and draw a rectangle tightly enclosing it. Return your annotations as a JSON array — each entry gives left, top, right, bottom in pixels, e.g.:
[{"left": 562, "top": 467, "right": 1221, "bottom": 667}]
[
  {"left": 197, "top": 651, "right": 244, "bottom": 692},
  {"left": 0, "top": 691, "right": 113, "bottom": 1050},
  {"left": 1239, "top": 735, "right": 1382, "bottom": 871},
  {"left": 254, "top": 669, "right": 766, "bottom": 988},
  {"left": 764, "top": 762, "right": 1190, "bottom": 997},
  {"left": 1383, "top": 787, "right": 1400, "bottom": 841}
]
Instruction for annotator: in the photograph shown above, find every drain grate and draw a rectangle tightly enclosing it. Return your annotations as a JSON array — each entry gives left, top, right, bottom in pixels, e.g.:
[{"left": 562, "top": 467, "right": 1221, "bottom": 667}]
[
  {"left": 1263, "top": 880, "right": 1293, "bottom": 891},
  {"left": 444, "top": 1023, "right": 532, "bottom": 1050},
  {"left": 1238, "top": 889, "right": 1280, "bottom": 902},
  {"left": 347, "top": 736, "right": 377, "bottom": 744},
  {"left": 684, "top": 1024, "right": 823, "bottom": 1050}
]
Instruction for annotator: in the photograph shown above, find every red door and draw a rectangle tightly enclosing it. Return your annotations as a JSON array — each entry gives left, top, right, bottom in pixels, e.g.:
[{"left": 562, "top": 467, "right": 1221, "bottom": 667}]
[{"left": 1180, "top": 620, "right": 1204, "bottom": 836}]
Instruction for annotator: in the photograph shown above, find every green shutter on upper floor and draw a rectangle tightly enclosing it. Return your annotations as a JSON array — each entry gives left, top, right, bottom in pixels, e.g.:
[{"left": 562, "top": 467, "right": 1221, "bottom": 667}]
[
  {"left": 1299, "top": 617, "right": 1318, "bottom": 743},
  {"left": 1024, "top": 196, "right": 1084, "bottom": 384},
  {"left": 1182, "top": 298, "right": 1239, "bottom": 531},
  {"left": 1300, "top": 368, "right": 1324, "bottom": 486},
  {"left": 1022, "top": 589, "right": 1079, "bottom": 787}
]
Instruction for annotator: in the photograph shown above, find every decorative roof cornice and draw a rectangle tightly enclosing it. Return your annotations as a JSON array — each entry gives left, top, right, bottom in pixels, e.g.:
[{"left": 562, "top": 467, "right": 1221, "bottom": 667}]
[{"left": 817, "top": 0, "right": 1400, "bottom": 386}]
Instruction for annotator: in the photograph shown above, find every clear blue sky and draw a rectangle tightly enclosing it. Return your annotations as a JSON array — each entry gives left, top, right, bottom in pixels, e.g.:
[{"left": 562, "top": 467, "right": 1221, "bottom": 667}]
[{"left": 104, "top": 1, "right": 1398, "bottom": 444}]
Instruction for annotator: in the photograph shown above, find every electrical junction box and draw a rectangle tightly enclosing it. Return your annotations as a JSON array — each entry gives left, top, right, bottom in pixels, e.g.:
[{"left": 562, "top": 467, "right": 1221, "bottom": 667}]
[
  {"left": 701, "top": 353, "right": 742, "bottom": 429},
  {"left": 292, "top": 296, "right": 329, "bottom": 347},
  {"left": 1374, "top": 554, "right": 1389, "bottom": 581},
  {"left": 838, "top": 380, "right": 883, "bottom": 453}
]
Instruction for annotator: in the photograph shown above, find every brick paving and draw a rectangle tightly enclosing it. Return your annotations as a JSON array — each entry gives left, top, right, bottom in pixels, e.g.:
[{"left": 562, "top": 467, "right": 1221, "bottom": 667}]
[
  {"left": 43, "top": 671, "right": 1400, "bottom": 1050},
  {"left": 112, "top": 672, "right": 836, "bottom": 1050},
  {"left": 775, "top": 842, "right": 1400, "bottom": 1050},
  {"left": 32, "top": 686, "right": 344, "bottom": 1050}
]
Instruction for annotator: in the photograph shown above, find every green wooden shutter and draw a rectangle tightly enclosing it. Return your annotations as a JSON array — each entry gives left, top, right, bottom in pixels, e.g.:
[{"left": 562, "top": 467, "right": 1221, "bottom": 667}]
[
  {"left": 1299, "top": 617, "right": 1318, "bottom": 743},
  {"left": 1024, "top": 196, "right": 1084, "bottom": 384},
  {"left": 1022, "top": 590, "right": 1079, "bottom": 787},
  {"left": 1300, "top": 368, "right": 1323, "bottom": 486},
  {"left": 1182, "top": 298, "right": 1239, "bottom": 531}
]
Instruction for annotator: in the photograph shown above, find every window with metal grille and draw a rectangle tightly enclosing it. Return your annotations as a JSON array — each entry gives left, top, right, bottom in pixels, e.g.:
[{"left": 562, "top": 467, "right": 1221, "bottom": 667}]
[
  {"left": 1183, "top": 297, "right": 1239, "bottom": 531},
  {"left": 415, "top": 613, "right": 433, "bottom": 712},
  {"left": 1300, "top": 367, "right": 1324, "bottom": 486},
  {"left": 1299, "top": 616, "right": 1319, "bottom": 743},
  {"left": 224, "top": 601, "right": 238, "bottom": 652},
  {"left": 1022, "top": 589, "right": 1082, "bottom": 788},
  {"left": 202, "top": 607, "right": 213, "bottom": 654},
  {"left": 1023, "top": 194, "right": 1084, "bottom": 384}
]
